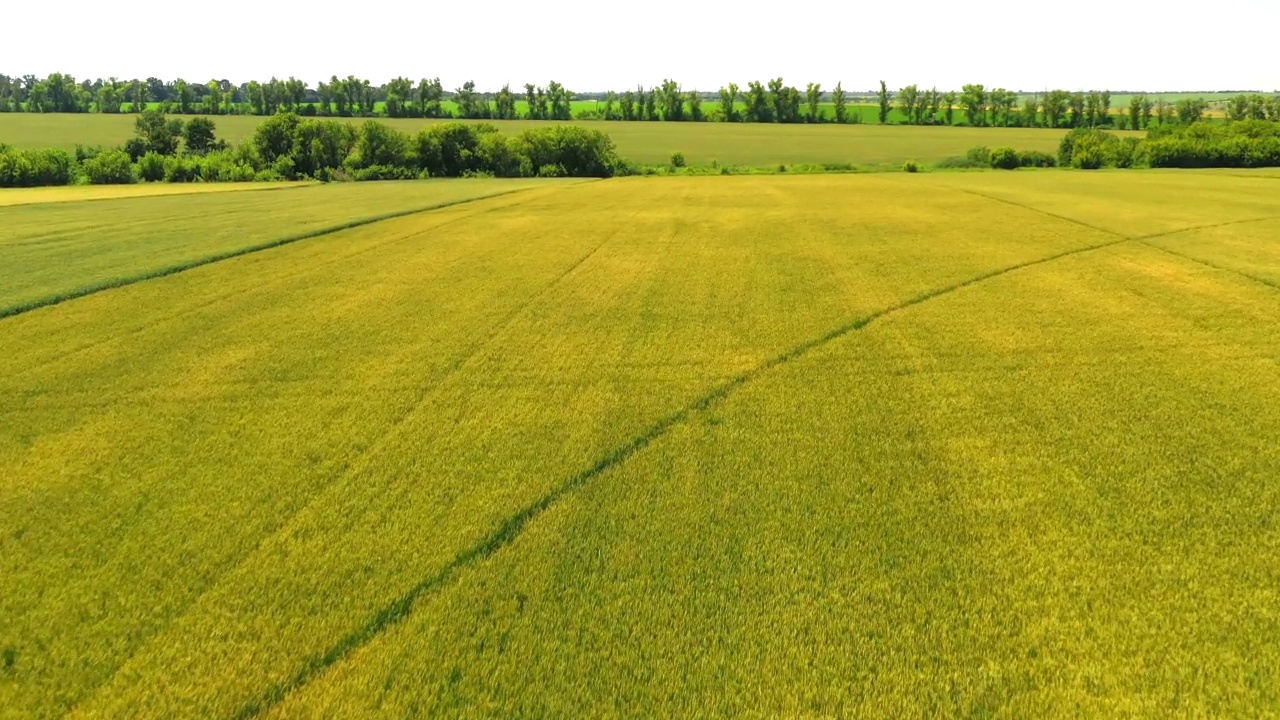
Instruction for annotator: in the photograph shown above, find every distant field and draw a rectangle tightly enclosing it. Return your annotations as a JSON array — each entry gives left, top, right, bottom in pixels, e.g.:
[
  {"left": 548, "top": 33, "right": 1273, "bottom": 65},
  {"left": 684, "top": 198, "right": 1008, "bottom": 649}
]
[
  {"left": 3, "top": 171, "right": 1280, "bottom": 718},
  {"left": 0, "top": 112, "right": 1140, "bottom": 167}
]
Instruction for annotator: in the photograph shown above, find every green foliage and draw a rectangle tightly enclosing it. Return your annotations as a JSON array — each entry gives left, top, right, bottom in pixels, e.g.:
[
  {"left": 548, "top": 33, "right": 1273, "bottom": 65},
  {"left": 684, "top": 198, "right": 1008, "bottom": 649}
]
[
  {"left": 81, "top": 149, "right": 137, "bottom": 184},
  {"left": 0, "top": 147, "right": 76, "bottom": 187},
  {"left": 513, "top": 125, "right": 620, "bottom": 178},
  {"left": 252, "top": 112, "right": 301, "bottom": 165},
  {"left": 989, "top": 146, "right": 1020, "bottom": 170},
  {"left": 1145, "top": 120, "right": 1280, "bottom": 168},
  {"left": 346, "top": 121, "right": 412, "bottom": 171},
  {"left": 135, "top": 110, "right": 184, "bottom": 155},
  {"left": 902, "top": 159, "right": 918, "bottom": 173},
  {"left": 137, "top": 152, "right": 167, "bottom": 182},
  {"left": 965, "top": 146, "right": 992, "bottom": 166},
  {"left": 163, "top": 155, "right": 199, "bottom": 183},
  {"left": 1017, "top": 150, "right": 1056, "bottom": 168},
  {"left": 669, "top": 151, "right": 686, "bottom": 168},
  {"left": 183, "top": 117, "right": 219, "bottom": 154}
]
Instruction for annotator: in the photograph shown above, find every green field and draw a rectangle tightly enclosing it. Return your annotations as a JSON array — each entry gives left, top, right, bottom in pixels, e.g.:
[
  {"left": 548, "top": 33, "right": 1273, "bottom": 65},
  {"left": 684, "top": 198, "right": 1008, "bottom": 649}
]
[
  {"left": 3, "top": 172, "right": 1280, "bottom": 718},
  {"left": 0, "top": 112, "right": 1139, "bottom": 167}
]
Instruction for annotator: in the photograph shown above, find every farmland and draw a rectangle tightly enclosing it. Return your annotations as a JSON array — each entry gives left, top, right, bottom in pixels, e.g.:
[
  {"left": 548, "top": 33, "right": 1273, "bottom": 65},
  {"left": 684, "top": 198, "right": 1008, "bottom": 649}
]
[
  {"left": 3, "top": 171, "right": 1280, "bottom": 719},
  {"left": 0, "top": 112, "right": 1138, "bottom": 167}
]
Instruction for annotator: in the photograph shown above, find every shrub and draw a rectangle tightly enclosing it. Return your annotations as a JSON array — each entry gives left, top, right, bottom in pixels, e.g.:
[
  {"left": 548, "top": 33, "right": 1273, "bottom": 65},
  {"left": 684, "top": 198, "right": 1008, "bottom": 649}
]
[
  {"left": 137, "top": 152, "right": 167, "bottom": 182},
  {"left": 934, "top": 156, "right": 985, "bottom": 169},
  {"left": 537, "top": 163, "right": 566, "bottom": 178},
  {"left": 1017, "top": 150, "right": 1056, "bottom": 168},
  {"left": 0, "top": 148, "right": 76, "bottom": 187},
  {"left": 513, "top": 125, "right": 620, "bottom": 178},
  {"left": 989, "top": 147, "right": 1020, "bottom": 170},
  {"left": 351, "top": 165, "right": 418, "bottom": 181},
  {"left": 346, "top": 120, "right": 412, "bottom": 171},
  {"left": 902, "top": 160, "right": 919, "bottom": 173},
  {"left": 670, "top": 151, "right": 686, "bottom": 168},
  {"left": 965, "top": 146, "right": 992, "bottom": 165},
  {"left": 163, "top": 155, "right": 198, "bottom": 183},
  {"left": 81, "top": 149, "right": 137, "bottom": 185}
]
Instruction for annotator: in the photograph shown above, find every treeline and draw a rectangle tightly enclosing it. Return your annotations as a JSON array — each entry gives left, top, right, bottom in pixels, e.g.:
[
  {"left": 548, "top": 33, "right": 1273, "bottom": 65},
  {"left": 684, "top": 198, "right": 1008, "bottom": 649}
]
[
  {"left": 883, "top": 84, "right": 1280, "bottom": 130},
  {"left": 5, "top": 72, "right": 1280, "bottom": 129},
  {"left": 0, "top": 112, "right": 622, "bottom": 187}
]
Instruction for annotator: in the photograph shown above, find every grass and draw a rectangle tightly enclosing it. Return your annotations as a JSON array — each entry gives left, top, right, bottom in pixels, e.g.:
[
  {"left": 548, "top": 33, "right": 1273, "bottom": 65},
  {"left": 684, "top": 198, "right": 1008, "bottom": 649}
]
[
  {"left": 0, "top": 112, "right": 1140, "bottom": 167},
  {"left": 3, "top": 171, "right": 1280, "bottom": 718}
]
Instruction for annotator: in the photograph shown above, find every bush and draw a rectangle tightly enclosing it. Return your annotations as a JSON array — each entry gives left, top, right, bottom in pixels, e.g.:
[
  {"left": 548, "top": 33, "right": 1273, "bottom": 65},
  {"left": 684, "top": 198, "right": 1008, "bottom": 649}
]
[
  {"left": 965, "top": 146, "right": 992, "bottom": 165},
  {"left": 0, "top": 148, "right": 76, "bottom": 187},
  {"left": 137, "top": 152, "right": 167, "bottom": 182},
  {"left": 81, "top": 149, "right": 137, "bottom": 185},
  {"left": 1017, "top": 150, "right": 1056, "bottom": 168},
  {"left": 346, "top": 120, "right": 412, "bottom": 171},
  {"left": 351, "top": 165, "right": 418, "bottom": 181},
  {"left": 670, "top": 151, "right": 686, "bottom": 168},
  {"left": 537, "top": 163, "right": 566, "bottom": 178},
  {"left": 163, "top": 155, "right": 198, "bottom": 183},
  {"left": 989, "top": 147, "right": 1020, "bottom": 170},
  {"left": 902, "top": 160, "right": 919, "bottom": 173},
  {"left": 934, "top": 155, "right": 986, "bottom": 169},
  {"left": 513, "top": 125, "right": 620, "bottom": 177}
]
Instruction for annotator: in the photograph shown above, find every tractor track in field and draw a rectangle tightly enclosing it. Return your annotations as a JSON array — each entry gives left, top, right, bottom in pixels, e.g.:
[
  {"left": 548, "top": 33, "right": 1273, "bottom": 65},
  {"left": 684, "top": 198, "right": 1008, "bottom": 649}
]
[
  {"left": 3, "top": 186, "right": 576, "bottom": 382},
  {"left": 231, "top": 231, "right": 1141, "bottom": 719},
  {"left": 0, "top": 185, "right": 571, "bottom": 322},
  {"left": 234, "top": 197, "right": 1280, "bottom": 718},
  {"left": 63, "top": 192, "right": 628, "bottom": 720},
  {"left": 49, "top": 182, "right": 597, "bottom": 717}
]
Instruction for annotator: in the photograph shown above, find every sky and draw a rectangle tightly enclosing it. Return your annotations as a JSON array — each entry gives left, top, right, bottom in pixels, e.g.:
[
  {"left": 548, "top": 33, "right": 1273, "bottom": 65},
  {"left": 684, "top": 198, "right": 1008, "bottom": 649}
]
[{"left": 7, "top": 0, "right": 1277, "bottom": 92}]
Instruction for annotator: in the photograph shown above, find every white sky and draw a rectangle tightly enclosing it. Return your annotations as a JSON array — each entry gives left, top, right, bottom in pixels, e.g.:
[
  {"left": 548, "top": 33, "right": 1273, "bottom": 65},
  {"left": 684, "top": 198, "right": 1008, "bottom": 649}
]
[{"left": 6, "top": 0, "right": 1276, "bottom": 92}]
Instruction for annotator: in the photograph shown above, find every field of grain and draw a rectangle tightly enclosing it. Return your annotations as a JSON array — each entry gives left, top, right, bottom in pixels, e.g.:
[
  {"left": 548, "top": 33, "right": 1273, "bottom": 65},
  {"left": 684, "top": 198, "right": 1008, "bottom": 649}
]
[
  {"left": 3, "top": 172, "right": 1279, "bottom": 719},
  {"left": 0, "top": 113, "right": 1134, "bottom": 167}
]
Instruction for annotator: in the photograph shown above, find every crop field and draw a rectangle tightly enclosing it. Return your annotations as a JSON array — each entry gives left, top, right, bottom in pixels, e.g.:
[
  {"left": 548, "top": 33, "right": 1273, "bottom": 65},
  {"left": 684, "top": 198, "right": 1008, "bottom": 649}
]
[
  {"left": 0, "top": 113, "right": 1135, "bottom": 167},
  {"left": 3, "top": 171, "right": 1280, "bottom": 718}
]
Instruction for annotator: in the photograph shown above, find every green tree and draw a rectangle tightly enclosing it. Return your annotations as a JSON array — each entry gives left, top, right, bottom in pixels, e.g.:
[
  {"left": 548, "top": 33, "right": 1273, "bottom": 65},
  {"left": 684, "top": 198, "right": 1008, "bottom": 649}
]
[
  {"left": 942, "top": 91, "right": 957, "bottom": 125},
  {"left": 805, "top": 82, "right": 822, "bottom": 122},
  {"left": 454, "top": 81, "right": 483, "bottom": 119},
  {"left": 658, "top": 79, "right": 684, "bottom": 121},
  {"left": 896, "top": 84, "right": 919, "bottom": 124},
  {"left": 96, "top": 78, "right": 125, "bottom": 114},
  {"left": 960, "top": 84, "right": 987, "bottom": 126},
  {"left": 202, "top": 81, "right": 222, "bottom": 115},
  {"left": 620, "top": 89, "right": 636, "bottom": 121},
  {"left": 745, "top": 81, "right": 770, "bottom": 123},
  {"left": 686, "top": 90, "right": 703, "bottom": 122},
  {"left": 494, "top": 84, "right": 517, "bottom": 120},
  {"left": 1068, "top": 92, "right": 1085, "bottom": 127},
  {"left": 1176, "top": 98, "right": 1207, "bottom": 124},
  {"left": 877, "top": 80, "right": 891, "bottom": 123},
  {"left": 134, "top": 110, "right": 185, "bottom": 155},
  {"left": 924, "top": 87, "right": 941, "bottom": 125},
  {"left": 384, "top": 77, "right": 413, "bottom": 118},
  {"left": 1022, "top": 96, "right": 1039, "bottom": 127},
  {"left": 130, "top": 80, "right": 148, "bottom": 113},
  {"left": 1128, "top": 94, "right": 1145, "bottom": 129},
  {"left": 832, "top": 82, "right": 847, "bottom": 124},
  {"left": 718, "top": 83, "right": 739, "bottom": 122},
  {"left": 183, "top": 116, "right": 219, "bottom": 154},
  {"left": 175, "top": 79, "right": 194, "bottom": 114},
  {"left": 523, "top": 83, "right": 539, "bottom": 119},
  {"left": 1043, "top": 90, "right": 1069, "bottom": 128}
]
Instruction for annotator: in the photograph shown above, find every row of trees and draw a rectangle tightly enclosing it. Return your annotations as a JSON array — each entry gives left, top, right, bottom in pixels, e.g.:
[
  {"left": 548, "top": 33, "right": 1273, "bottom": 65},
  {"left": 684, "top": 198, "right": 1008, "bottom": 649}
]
[
  {"left": 879, "top": 84, "right": 1280, "bottom": 129},
  {"left": 4, "top": 73, "right": 1279, "bottom": 128},
  {"left": 0, "top": 111, "right": 625, "bottom": 187}
]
